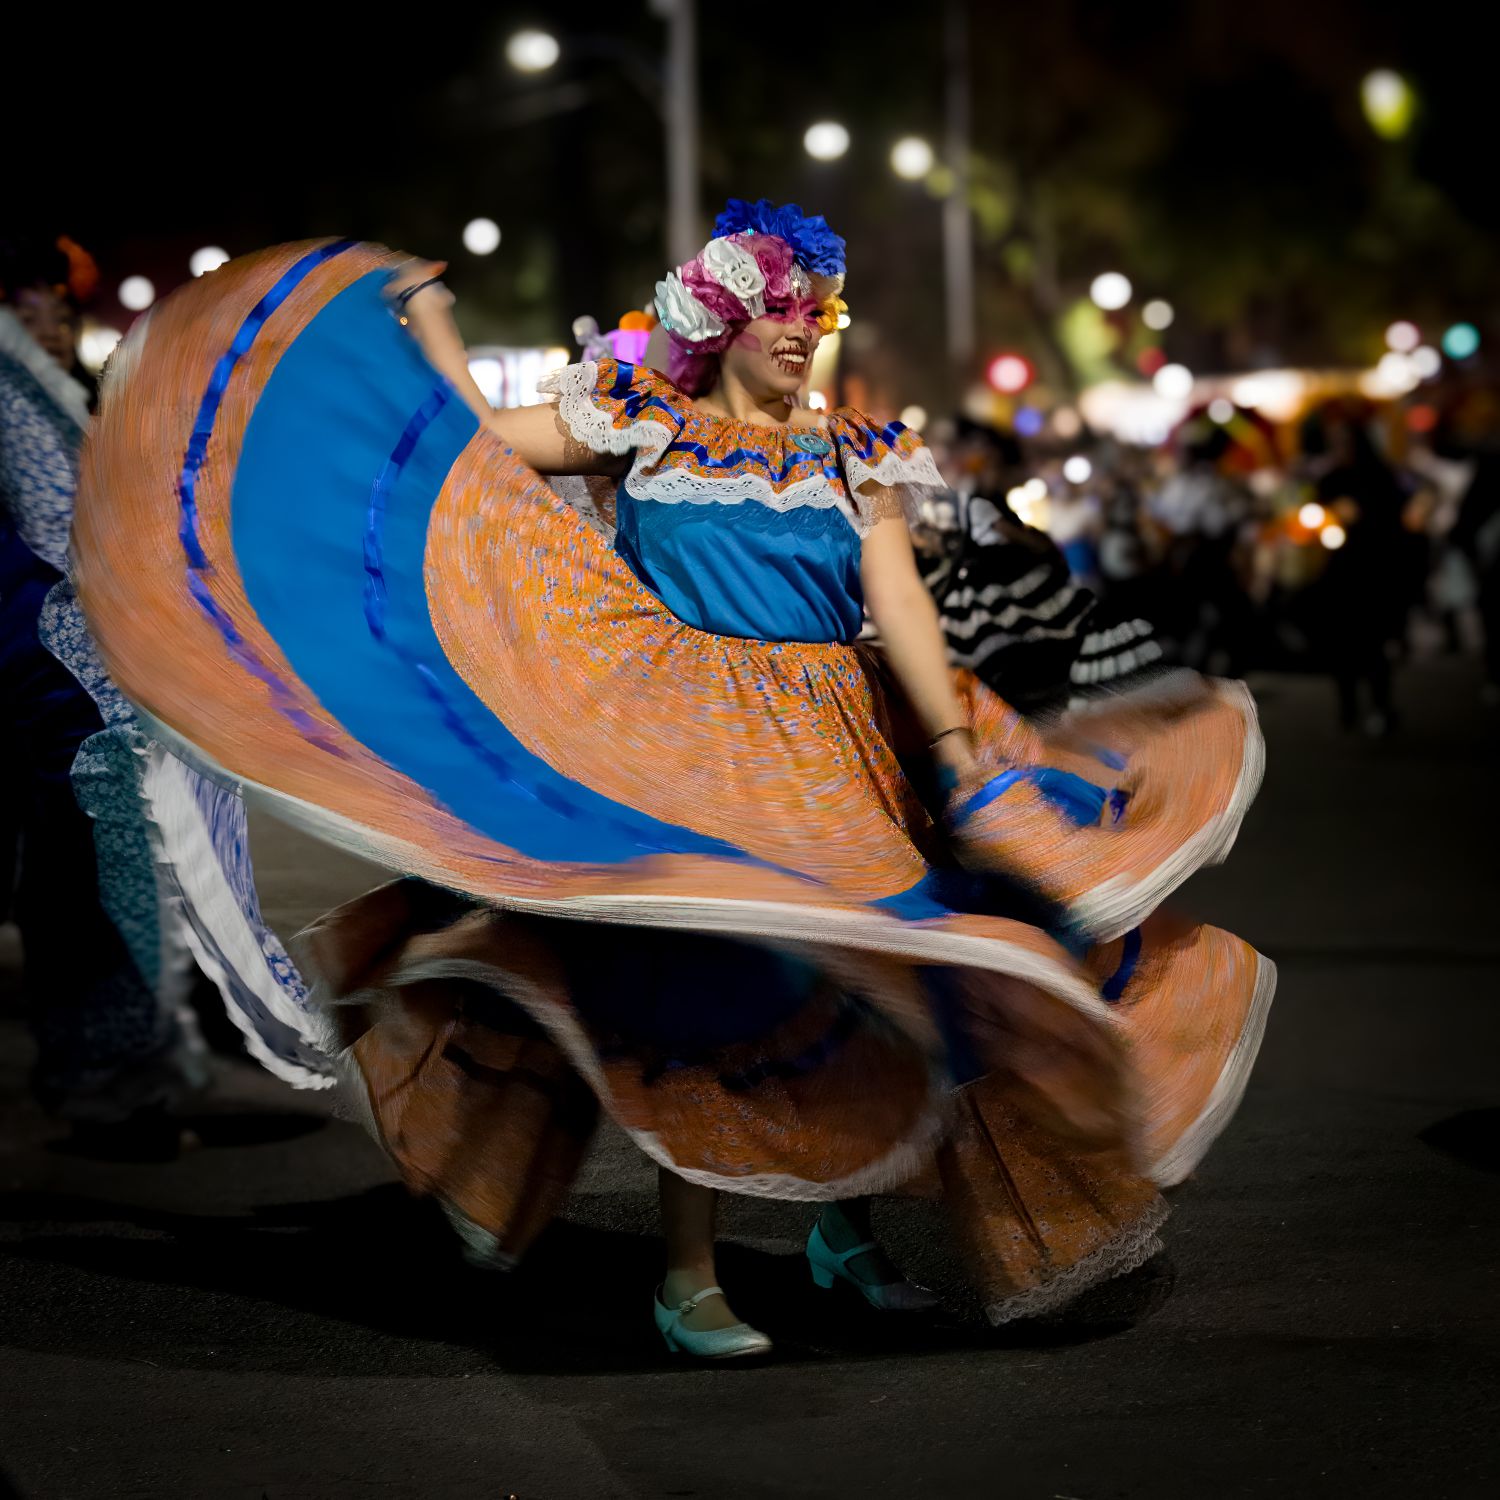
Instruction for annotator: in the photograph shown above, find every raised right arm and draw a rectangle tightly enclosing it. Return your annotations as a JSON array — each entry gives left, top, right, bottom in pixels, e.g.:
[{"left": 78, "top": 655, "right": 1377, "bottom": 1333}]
[{"left": 390, "top": 262, "right": 627, "bottom": 479}]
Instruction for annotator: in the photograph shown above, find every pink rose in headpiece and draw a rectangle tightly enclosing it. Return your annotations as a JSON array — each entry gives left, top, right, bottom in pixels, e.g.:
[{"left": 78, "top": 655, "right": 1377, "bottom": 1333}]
[
  {"left": 742, "top": 234, "right": 794, "bottom": 303},
  {"left": 678, "top": 257, "right": 746, "bottom": 332}
]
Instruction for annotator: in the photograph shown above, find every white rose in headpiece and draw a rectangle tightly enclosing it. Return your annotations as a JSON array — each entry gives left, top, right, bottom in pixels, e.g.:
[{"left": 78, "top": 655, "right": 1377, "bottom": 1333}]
[
  {"left": 700, "top": 236, "right": 767, "bottom": 318},
  {"left": 654, "top": 271, "right": 726, "bottom": 343}
]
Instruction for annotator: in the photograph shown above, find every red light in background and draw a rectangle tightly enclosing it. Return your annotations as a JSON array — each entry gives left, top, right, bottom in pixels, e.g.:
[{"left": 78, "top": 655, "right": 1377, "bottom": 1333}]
[
  {"left": 1406, "top": 403, "right": 1439, "bottom": 433},
  {"left": 1137, "top": 346, "right": 1167, "bottom": 377},
  {"left": 986, "top": 353, "right": 1033, "bottom": 394}
]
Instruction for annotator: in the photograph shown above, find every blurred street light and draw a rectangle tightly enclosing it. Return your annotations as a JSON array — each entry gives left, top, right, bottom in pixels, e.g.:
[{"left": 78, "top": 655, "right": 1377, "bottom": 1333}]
[
  {"left": 78, "top": 322, "right": 123, "bottom": 374},
  {"left": 1443, "top": 323, "right": 1481, "bottom": 360},
  {"left": 986, "top": 353, "right": 1033, "bottom": 393},
  {"left": 890, "top": 136, "right": 935, "bottom": 180},
  {"left": 1153, "top": 363, "right": 1193, "bottom": 400},
  {"left": 804, "top": 122, "right": 850, "bottom": 161},
  {"left": 463, "top": 218, "right": 502, "bottom": 255},
  {"left": 1090, "top": 272, "right": 1132, "bottom": 311},
  {"left": 1385, "top": 320, "right": 1420, "bottom": 352},
  {"left": 1142, "top": 298, "right": 1174, "bottom": 331},
  {"left": 119, "top": 276, "right": 155, "bottom": 312},
  {"left": 1361, "top": 69, "right": 1415, "bottom": 140},
  {"left": 1411, "top": 346, "right": 1442, "bottom": 379},
  {"left": 506, "top": 29, "right": 561, "bottom": 72},
  {"left": 190, "top": 246, "right": 230, "bottom": 278}
]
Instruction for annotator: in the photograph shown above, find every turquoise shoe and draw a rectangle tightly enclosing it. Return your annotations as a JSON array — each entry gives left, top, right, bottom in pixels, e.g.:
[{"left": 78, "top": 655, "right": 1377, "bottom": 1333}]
[
  {"left": 806, "top": 1219, "right": 942, "bottom": 1311},
  {"left": 653, "top": 1285, "right": 773, "bottom": 1360}
]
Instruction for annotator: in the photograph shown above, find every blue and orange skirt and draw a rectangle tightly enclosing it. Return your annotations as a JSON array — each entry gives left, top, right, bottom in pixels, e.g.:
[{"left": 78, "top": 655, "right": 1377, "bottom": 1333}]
[{"left": 74, "top": 242, "right": 1273, "bottom": 1322}]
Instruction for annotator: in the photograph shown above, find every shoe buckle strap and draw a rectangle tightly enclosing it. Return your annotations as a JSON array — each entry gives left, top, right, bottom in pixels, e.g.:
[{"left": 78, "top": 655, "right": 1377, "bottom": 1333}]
[{"left": 677, "top": 1285, "right": 725, "bottom": 1316}]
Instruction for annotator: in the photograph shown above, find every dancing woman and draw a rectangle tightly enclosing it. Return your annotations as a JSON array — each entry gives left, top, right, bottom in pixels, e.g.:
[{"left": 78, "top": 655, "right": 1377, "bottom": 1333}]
[{"left": 74, "top": 202, "right": 1273, "bottom": 1358}]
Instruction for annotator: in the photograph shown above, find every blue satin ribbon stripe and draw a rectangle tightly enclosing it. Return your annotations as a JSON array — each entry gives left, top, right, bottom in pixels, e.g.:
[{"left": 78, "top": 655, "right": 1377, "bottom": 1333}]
[
  {"left": 1102, "top": 926, "right": 1143, "bottom": 1001},
  {"left": 231, "top": 272, "right": 749, "bottom": 865}
]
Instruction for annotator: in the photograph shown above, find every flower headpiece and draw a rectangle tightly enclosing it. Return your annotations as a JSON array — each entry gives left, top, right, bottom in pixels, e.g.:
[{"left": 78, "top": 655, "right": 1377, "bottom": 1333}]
[{"left": 652, "top": 199, "right": 848, "bottom": 379}]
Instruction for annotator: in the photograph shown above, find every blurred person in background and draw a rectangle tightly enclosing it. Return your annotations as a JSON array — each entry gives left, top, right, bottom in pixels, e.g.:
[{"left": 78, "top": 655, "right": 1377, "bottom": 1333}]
[
  {"left": 1145, "top": 435, "right": 1255, "bottom": 675},
  {"left": 1449, "top": 450, "right": 1500, "bottom": 703},
  {"left": 0, "top": 235, "right": 207, "bottom": 1146},
  {"left": 1304, "top": 406, "right": 1414, "bottom": 736}
]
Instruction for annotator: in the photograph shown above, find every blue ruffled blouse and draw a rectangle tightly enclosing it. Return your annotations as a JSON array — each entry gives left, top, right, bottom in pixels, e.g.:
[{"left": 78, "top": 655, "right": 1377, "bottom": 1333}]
[{"left": 541, "top": 358, "right": 946, "bottom": 644}]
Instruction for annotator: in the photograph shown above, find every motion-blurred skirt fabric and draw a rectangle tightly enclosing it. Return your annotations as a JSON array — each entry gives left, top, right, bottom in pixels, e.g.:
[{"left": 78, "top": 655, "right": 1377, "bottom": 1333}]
[{"left": 73, "top": 242, "right": 1273, "bottom": 1320}]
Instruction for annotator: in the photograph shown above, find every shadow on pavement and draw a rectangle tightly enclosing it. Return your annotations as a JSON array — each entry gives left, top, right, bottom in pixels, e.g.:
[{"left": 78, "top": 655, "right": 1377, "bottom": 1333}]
[
  {"left": 0, "top": 1182, "right": 1173, "bottom": 1378},
  {"left": 1419, "top": 1107, "right": 1500, "bottom": 1173}
]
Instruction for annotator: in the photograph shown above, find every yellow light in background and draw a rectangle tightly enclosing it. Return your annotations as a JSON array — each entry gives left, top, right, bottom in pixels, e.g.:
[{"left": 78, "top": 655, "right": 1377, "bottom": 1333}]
[
  {"left": 803, "top": 122, "right": 851, "bottom": 161},
  {"left": 190, "top": 246, "right": 230, "bottom": 278},
  {"left": 1152, "top": 363, "right": 1194, "bottom": 401},
  {"left": 78, "top": 321, "right": 123, "bottom": 374},
  {"left": 119, "top": 276, "right": 155, "bottom": 312},
  {"left": 505, "top": 29, "right": 560, "bottom": 72},
  {"left": 463, "top": 218, "right": 502, "bottom": 255},
  {"left": 836, "top": 311, "right": 851, "bottom": 330},
  {"left": 899, "top": 404, "right": 928, "bottom": 432},
  {"left": 890, "top": 136, "right": 936, "bottom": 180},
  {"left": 1007, "top": 479, "right": 1051, "bottom": 531},
  {"left": 1320, "top": 523, "right": 1348, "bottom": 550},
  {"left": 1299, "top": 502, "right": 1327, "bottom": 530},
  {"left": 807, "top": 391, "right": 829, "bottom": 410},
  {"left": 1089, "top": 272, "right": 1133, "bottom": 311},
  {"left": 1142, "top": 299, "right": 1174, "bottom": 331},
  {"left": 1361, "top": 70, "right": 1416, "bottom": 140}
]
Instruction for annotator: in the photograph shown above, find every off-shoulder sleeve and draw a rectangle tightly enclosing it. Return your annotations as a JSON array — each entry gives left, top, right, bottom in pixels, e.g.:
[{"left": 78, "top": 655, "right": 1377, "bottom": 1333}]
[
  {"left": 537, "top": 356, "right": 686, "bottom": 465},
  {"left": 830, "top": 408, "right": 949, "bottom": 527}
]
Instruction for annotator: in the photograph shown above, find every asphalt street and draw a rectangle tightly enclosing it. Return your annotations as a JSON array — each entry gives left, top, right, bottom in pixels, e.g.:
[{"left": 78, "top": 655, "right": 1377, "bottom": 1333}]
[{"left": 2, "top": 664, "right": 1496, "bottom": 1499}]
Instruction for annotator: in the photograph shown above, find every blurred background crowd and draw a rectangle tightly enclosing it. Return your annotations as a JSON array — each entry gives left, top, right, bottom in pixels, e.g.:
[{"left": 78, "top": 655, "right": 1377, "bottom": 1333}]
[{"left": 6, "top": 0, "right": 1495, "bottom": 745}]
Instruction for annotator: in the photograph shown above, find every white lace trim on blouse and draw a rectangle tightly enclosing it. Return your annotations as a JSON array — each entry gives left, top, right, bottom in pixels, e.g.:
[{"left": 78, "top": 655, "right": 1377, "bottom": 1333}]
[{"left": 538, "top": 360, "right": 946, "bottom": 537}]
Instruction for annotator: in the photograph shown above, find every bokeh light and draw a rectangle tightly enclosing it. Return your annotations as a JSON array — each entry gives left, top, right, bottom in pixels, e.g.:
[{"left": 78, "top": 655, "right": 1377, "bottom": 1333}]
[
  {"left": 77, "top": 322, "right": 123, "bottom": 374},
  {"left": 1090, "top": 272, "right": 1133, "bottom": 311},
  {"left": 1299, "top": 502, "right": 1327, "bottom": 530},
  {"left": 505, "top": 29, "right": 560, "bottom": 72},
  {"left": 1052, "top": 407, "right": 1083, "bottom": 440},
  {"left": 1137, "top": 346, "right": 1167, "bottom": 377},
  {"left": 890, "top": 137, "right": 935, "bottom": 180},
  {"left": 1063, "top": 455, "right": 1093, "bottom": 484},
  {"left": 899, "top": 404, "right": 928, "bottom": 433},
  {"left": 1320, "top": 522, "right": 1348, "bottom": 550},
  {"left": 1361, "top": 69, "right": 1415, "bottom": 140},
  {"left": 1208, "top": 398, "right": 1235, "bottom": 424},
  {"left": 986, "top": 353, "right": 1033, "bottom": 393},
  {"left": 1153, "top": 363, "right": 1193, "bottom": 400},
  {"left": 190, "top": 246, "right": 230, "bottom": 278},
  {"left": 119, "top": 276, "right": 155, "bottom": 312},
  {"left": 1142, "top": 299, "right": 1174, "bottom": 331},
  {"left": 463, "top": 218, "right": 502, "bottom": 255},
  {"left": 1385, "top": 320, "right": 1420, "bottom": 353},
  {"left": 1442, "top": 323, "right": 1480, "bottom": 360},
  {"left": 1014, "top": 406, "right": 1045, "bottom": 437},
  {"left": 1410, "top": 346, "right": 1442, "bottom": 379},
  {"left": 804, "top": 122, "right": 851, "bottom": 161}
]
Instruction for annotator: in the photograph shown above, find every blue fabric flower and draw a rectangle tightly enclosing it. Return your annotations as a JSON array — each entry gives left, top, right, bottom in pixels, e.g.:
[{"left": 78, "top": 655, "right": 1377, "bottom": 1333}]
[{"left": 712, "top": 199, "right": 847, "bottom": 278}]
